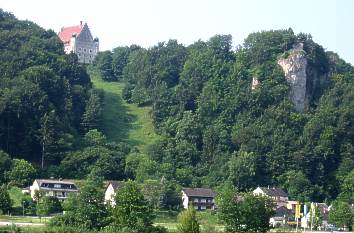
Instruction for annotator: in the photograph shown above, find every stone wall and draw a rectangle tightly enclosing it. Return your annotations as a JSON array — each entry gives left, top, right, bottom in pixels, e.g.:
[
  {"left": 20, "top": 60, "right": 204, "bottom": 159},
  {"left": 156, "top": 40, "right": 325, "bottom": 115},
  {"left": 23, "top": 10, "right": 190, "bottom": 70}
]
[{"left": 74, "top": 24, "right": 99, "bottom": 64}]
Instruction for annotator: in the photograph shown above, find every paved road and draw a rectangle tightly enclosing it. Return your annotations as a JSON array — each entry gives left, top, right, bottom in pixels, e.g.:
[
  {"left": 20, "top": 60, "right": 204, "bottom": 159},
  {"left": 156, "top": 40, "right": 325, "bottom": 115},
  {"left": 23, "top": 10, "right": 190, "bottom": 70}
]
[{"left": 0, "top": 221, "right": 44, "bottom": 227}]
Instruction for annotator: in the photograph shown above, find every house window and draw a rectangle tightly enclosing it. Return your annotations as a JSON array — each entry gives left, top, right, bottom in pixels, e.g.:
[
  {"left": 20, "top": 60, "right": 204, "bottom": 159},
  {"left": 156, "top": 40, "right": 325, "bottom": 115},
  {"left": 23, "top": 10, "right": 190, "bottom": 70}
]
[
  {"left": 54, "top": 184, "right": 61, "bottom": 188},
  {"left": 201, "top": 199, "right": 206, "bottom": 203},
  {"left": 201, "top": 205, "right": 206, "bottom": 210}
]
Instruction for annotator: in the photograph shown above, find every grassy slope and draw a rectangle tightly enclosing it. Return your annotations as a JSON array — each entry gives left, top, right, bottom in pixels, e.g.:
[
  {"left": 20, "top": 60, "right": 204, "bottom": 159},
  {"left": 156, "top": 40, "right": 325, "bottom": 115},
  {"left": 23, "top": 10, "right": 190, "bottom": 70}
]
[{"left": 89, "top": 69, "right": 160, "bottom": 153}]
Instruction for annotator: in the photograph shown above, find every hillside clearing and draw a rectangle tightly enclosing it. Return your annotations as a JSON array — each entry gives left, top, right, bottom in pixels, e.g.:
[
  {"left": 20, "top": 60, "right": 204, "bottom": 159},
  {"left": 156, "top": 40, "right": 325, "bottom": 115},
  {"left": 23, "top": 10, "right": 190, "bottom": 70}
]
[{"left": 89, "top": 69, "right": 160, "bottom": 153}]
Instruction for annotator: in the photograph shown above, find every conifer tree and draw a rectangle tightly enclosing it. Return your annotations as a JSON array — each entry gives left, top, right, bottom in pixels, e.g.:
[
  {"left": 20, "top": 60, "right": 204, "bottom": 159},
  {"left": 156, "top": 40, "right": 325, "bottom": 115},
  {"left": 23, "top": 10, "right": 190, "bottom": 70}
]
[{"left": 177, "top": 207, "right": 200, "bottom": 233}]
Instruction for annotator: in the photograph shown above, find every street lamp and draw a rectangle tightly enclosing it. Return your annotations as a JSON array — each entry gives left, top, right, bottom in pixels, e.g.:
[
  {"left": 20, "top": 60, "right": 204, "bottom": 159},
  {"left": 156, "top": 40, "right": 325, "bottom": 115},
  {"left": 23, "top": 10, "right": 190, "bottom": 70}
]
[{"left": 22, "top": 201, "right": 25, "bottom": 216}]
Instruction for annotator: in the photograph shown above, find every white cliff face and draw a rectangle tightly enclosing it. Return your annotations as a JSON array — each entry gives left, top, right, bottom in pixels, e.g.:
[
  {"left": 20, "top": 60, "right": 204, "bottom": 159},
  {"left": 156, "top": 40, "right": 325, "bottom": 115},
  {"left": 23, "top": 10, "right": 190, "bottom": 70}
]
[{"left": 278, "top": 44, "right": 307, "bottom": 112}]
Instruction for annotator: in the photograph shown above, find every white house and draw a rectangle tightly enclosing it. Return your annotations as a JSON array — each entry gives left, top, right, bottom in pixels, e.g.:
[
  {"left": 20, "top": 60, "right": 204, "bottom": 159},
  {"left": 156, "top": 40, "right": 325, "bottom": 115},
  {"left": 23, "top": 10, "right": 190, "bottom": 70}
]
[
  {"left": 58, "top": 21, "right": 99, "bottom": 64},
  {"left": 253, "top": 187, "right": 289, "bottom": 208},
  {"left": 301, "top": 203, "right": 329, "bottom": 230},
  {"left": 30, "top": 179, "right": 78, "bottom": 201},
  {"left": 104, "top": 181, "right": 124, "bottom": 206},
  {"left": 181, "top": 187, "right": 216, "bottom": 211}
]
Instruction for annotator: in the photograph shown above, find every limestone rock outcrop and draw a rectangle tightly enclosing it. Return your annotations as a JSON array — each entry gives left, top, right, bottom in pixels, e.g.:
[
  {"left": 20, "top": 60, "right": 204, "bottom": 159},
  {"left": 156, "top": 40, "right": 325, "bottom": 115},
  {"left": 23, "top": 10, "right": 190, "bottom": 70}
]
[{"left": 277, "top": 43, "right": 307, "bottom": 112}]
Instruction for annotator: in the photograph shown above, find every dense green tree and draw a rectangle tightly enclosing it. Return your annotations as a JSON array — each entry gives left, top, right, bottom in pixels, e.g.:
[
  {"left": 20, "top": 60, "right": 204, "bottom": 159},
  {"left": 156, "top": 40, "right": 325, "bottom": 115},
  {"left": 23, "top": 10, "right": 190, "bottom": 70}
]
[
  {"left": 141, "top": 179, "right": 163, "bottom": 209},
  {"left": 339, "top": 169, "right": 354, "bottom": 203},
  {"left": 159, "top": 179, "right": 182, "bottom": 210},
  {"left": 113, "top": 180, "right": 154, "bottom": 231},
  {"left": 279, "top": 170, "right": 314, "bottom": 202},
  {"left": 60, "top": 130, "right": 128, "bottom": 180},
  {"left": 110, "top": 180, "right": 153, "bottom": 232},
  {"left": 36, "top": 196, "right": 62, "bottom": 217},
  {"left": 177, "top": 207, "right": 200, "bottom": 233},
  {"left": 329, "top": 200, "right": 353, "bottom": 230},
  {"left": 6, "top": 159, "right": 36, "bottom": 187},
  {"left": 0, "top": 9, "right": 92, "bottom": 167},
  {"left": 0, "top": 185, "right": 12, "bottom": 214},
  {"left": 0, "top": 150, "right": 11, "bottom": 183},
  {"left": 228, "top": 151, "right": 257, "bottom": 191},
  {"left": 52, "top": 176, "right": 108, "bottom": 230},
  {"left": 95, "top": 51, "right": 115, "bottom": 81},
  {"left": 21, "top": 194, "right": 36, "bottom": 215},
  {"left": 111, "top": 45, "right": 141, "bottom": 80},
  {"left": 81, "top": 89, "right": 104, "bottom": 131},
  {"left": 217, "top": 185, "right": 275, "bottom": 233}
]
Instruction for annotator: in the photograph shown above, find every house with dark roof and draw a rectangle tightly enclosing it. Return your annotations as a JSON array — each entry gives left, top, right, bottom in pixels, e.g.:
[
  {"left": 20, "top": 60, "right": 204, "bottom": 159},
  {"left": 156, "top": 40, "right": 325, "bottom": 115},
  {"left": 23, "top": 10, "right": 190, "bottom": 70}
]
[
  {"left": 104, "top": 181, "right": 125, "bottom": 206},
  {"left": 30, "top": 179, "right": 78, "bottom": 201},
  {"left": 270, "top": 206, "right": 293, "bottom": 227},
  {"left": 253, "top": 187, "right": 289, "bottom": 208},
  {"left": 182, "top": 188, "right": 216, "bottom": 211},
  {"left": 58, "top": 21, "right": 99, "bottom": 63}
]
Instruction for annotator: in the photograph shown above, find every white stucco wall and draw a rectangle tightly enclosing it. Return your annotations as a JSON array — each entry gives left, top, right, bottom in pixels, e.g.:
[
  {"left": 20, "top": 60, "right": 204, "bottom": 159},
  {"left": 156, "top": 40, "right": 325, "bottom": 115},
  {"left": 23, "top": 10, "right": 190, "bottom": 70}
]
[
  {"left": 253, "top": 187, "right": 264, "bottom": 196},
  {"left": 30, "top": 180, "right": 40, "bottom": 199},
  {"left": 182, "top": 191, "right": 189, "bottom": 209},
  {"left": 104, "top": 184, "right": 116, "bottom": 206}
]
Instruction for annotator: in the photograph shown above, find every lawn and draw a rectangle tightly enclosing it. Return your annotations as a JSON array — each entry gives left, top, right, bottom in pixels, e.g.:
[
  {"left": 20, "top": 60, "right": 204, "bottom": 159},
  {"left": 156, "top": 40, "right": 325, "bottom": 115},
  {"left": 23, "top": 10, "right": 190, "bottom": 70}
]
[
  {"left": 0, "top": 215, "right": 45, "bottom": 224},
  {"left": 89, "top": 68, "right": 160, "bottom": 153},
  {"left": 153, "top": 210, "right": 224, "bottom": 232}
]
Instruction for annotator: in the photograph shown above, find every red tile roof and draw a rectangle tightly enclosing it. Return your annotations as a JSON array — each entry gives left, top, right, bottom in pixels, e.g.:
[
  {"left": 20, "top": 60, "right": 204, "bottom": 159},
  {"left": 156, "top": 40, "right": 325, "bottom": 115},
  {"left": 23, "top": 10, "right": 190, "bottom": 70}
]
[{"left": 58, "top": 25, "right": 83, "bottom": 43}]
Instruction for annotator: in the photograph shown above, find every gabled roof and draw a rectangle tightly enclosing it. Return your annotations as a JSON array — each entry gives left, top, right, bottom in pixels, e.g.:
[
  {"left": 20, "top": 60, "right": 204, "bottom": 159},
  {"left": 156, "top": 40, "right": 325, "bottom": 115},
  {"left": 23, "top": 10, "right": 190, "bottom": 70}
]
[
  {"left": 107, "top": 181, "right": 125, "bottom": 191},
  {"left": 182, "top": 188, "right": 216, "bottom": 198},
  {"left": 258, "top": 187, "right": 288, "bottom": 197},
  {"left": 35, "top": 179, "right": 76, "bottom": 185},
  {"left": 35, "top": 179, "right": 78, "bottom": 191},
  {"left": 274, "top": 206, "right": 292, "bottom": 217},
  {"left": 58, "top": 24, "right": 83, "bottom": 43}
]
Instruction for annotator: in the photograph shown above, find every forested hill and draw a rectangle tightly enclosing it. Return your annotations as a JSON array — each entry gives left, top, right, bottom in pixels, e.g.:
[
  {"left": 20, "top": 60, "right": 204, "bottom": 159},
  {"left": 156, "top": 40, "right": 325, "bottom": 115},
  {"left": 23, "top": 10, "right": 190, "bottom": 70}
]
[
  {"left": 95, "top": 29, "right": 354, "bottom": 202},
  {"left": 1, "top": 8, "right": 354, "bottom": 204},
  {"left": 0, "top": 10, "right": 98, "bottom": 167}
]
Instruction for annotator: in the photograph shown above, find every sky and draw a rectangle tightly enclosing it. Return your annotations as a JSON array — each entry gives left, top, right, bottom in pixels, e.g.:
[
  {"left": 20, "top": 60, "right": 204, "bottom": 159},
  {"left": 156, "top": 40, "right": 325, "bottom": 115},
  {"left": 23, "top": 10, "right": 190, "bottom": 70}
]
[{"left": 1, "top": 0, "right": 353, "bottom": 64}]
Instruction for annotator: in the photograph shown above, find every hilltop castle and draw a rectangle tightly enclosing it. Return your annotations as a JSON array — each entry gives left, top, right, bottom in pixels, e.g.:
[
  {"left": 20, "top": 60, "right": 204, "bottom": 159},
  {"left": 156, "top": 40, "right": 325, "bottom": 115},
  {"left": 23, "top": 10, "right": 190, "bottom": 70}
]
[{"left": 58, "top": 21, "right": 99, "bottom": 64}]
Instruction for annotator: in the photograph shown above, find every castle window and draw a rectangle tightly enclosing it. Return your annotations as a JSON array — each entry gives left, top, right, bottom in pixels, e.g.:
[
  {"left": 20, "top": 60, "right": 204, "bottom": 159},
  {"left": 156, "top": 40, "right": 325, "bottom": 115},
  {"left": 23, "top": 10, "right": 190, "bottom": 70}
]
[
  {"left": 79, "top": 48, "right": 82, "bottom": 51},
  {"left": 78, "top": 53, "right": 81, "bottom": 57},
  {"left": 89, "top": 49, "right": 92, "bottom": 53},
  {"left": 84, "top": 48, "right": 87, "bottom": 52}
]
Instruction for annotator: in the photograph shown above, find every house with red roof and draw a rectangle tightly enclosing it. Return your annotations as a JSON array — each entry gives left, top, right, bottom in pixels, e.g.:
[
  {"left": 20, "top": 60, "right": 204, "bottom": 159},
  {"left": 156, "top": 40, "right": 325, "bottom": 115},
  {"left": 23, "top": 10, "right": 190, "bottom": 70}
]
[{"left": 58, "top": 21, "right": 99, "bottom": 63}]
